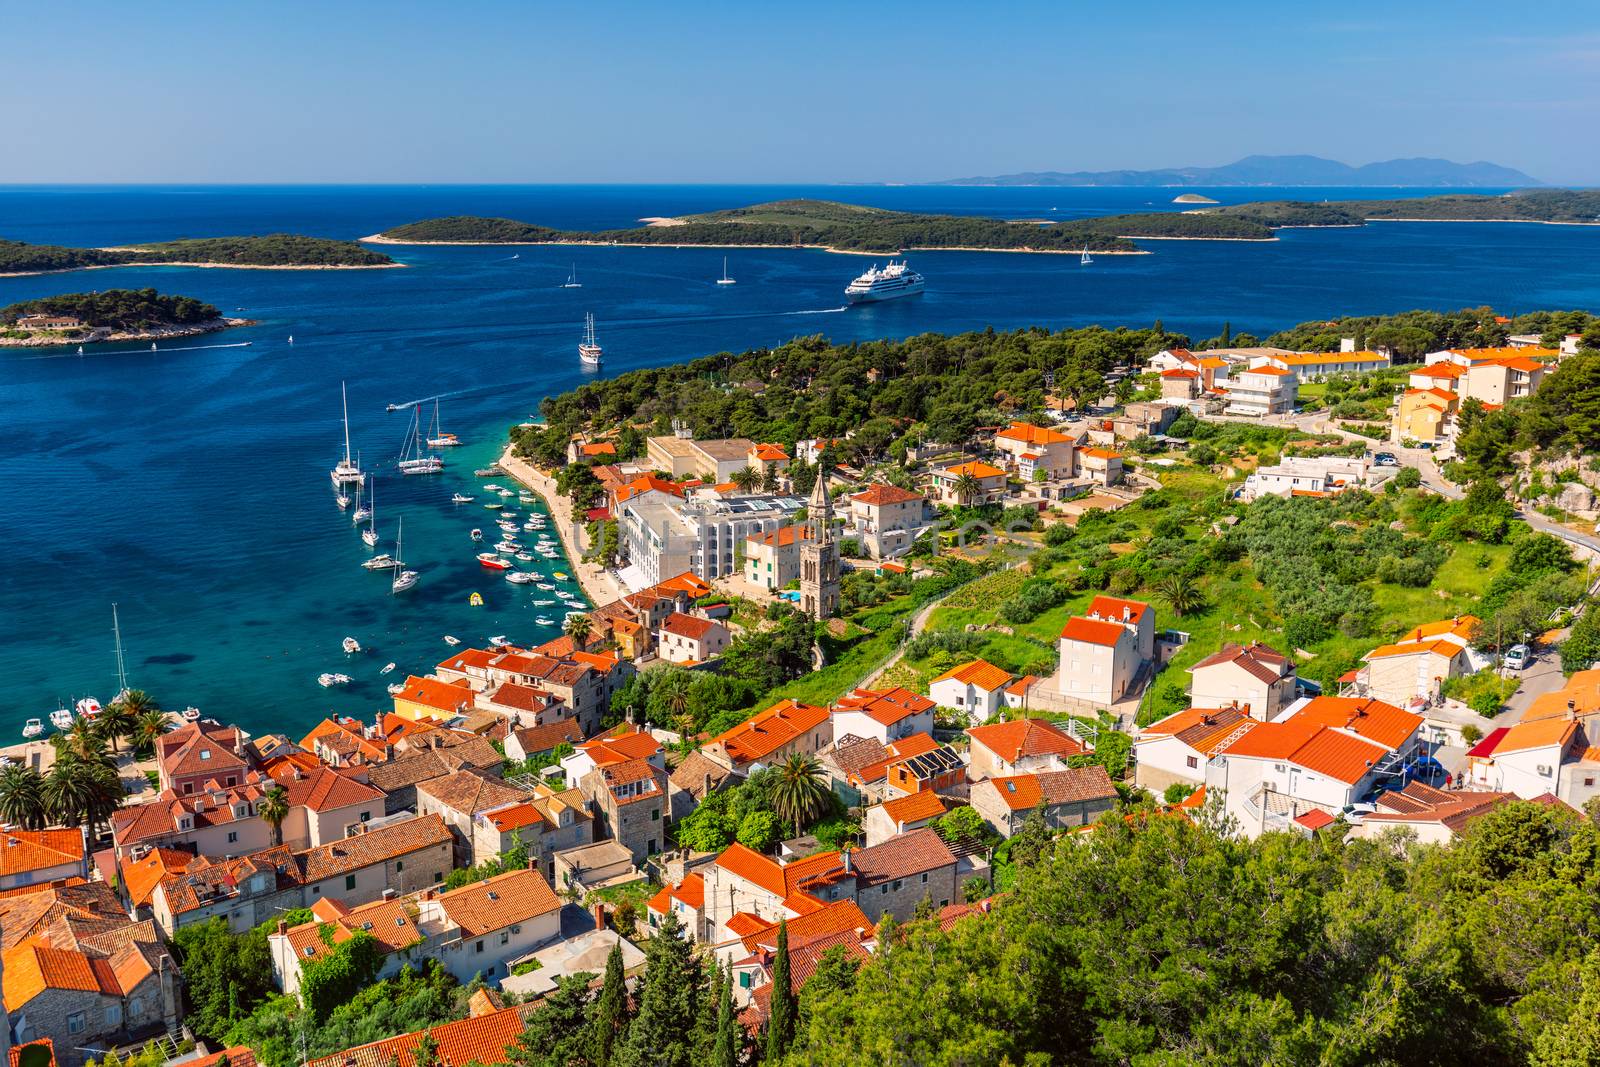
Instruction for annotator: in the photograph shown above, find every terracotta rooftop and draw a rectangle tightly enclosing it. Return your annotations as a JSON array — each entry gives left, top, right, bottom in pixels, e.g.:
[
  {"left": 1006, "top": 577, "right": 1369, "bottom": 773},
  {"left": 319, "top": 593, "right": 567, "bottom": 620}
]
[
  {"left": 438, "top": 867, "right": 561, "bottom": 936},
  {"left": 929, "top": 658, "right": 1013, "bottom": 693},
  {"left": 849, "top": 827, "right": 956, "bottom": 887},
  {"left": 850, "top": 483, "right": 923, "bottom": 507},
  {"left": 306, "top": 1005, "right": 532, "bottom": 1067},
  {"left": 984, "top": 766, "right": 1116, "bottom": 812},
  {"left": 1190, "top": 642, "right": 1291, "bottom": 685},
  {"left": 417, "top": 771, "right": 527, "bottom": 816},
  {"left": 966, "top": 717, "right": 1086, "bottom": 763},
  {"left": 0, "top": 830, "right": 84, "bottom": 880},
  {"left": 879, "top": 790, "right": 946, "bottom": 826},
  {"left": 711, "top": 699, "right": 830, "bottom": 766},
  {"left": 660, "top": 612, "right": 719, "bottom": 640}
]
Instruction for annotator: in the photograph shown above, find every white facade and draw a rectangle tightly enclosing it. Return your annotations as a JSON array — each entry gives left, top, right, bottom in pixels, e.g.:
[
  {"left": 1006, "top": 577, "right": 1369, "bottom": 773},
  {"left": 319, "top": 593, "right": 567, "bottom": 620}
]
[{"left": 1239, "top": 456, "right": 1368, "bottom": 501}]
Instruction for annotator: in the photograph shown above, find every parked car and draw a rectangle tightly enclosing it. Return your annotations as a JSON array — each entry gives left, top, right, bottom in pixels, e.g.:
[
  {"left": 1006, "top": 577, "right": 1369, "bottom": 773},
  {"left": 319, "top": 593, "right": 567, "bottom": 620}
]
[
  {"left": 1503, "top": 643, "right": 1532, "bottom": 671},
  {"left": 1373, "top": 452, "right": 1400, "bottom": 467}
]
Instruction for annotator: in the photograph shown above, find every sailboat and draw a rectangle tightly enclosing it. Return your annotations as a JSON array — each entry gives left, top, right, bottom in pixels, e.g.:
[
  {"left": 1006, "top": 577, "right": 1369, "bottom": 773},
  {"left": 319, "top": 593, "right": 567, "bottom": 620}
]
[
  {"left": 391, "top": 517, "right": 419, "bottom": 592},
  {"left": 1080, "top": 246, "right": 1093, "bottom": 266},
  {"left": 362, "top": 479, "right": 380, "bottom": 547},
  {"left": 425, "top": 399, "right": 460, "bottom": 448},
  {"left": 579, "top": 313, "right": 602, "bottom": 366},
  {"left": 398, "top": 405, "right": 444, "bottom": 475},
  {"left": 716, "top": 256, "right": 736, "bottom": 286},
  {"left": 330, "top": 381, "right": 364, "bottom": 488},
  {"left": 109, "top": 604, "right": 131, "bottom": 706},
  {"left": 560, "top": 264, "right": 581, "bottom": 289},
  {"left": 351, "top": 480, "right": 371, "bottom": 524}
]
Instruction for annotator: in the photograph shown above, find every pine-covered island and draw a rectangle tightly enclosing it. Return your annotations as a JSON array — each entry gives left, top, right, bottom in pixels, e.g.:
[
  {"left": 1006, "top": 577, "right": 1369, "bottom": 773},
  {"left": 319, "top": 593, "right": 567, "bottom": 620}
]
[
  {"left": 0, "top": 234, "right": 399, "bottom": 277},
  {"left": 369, "top": 189, "right": 1600, "bottom": 254},
  {"left": 0, "top": 289, "right": 249, "bottom": 346}
]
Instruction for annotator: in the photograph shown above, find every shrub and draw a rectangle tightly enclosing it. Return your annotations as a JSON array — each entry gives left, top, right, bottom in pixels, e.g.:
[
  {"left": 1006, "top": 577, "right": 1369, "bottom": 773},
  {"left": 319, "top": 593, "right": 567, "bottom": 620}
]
[{"left": 1394, "top": 466, "right": 1422, "bottom": 488}]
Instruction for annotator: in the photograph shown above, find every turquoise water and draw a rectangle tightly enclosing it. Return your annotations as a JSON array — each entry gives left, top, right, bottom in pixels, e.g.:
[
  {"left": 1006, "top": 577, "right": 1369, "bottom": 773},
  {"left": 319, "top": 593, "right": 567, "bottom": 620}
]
[{"left": 2, "top": 184, "right": 1598, "bottom": 740}]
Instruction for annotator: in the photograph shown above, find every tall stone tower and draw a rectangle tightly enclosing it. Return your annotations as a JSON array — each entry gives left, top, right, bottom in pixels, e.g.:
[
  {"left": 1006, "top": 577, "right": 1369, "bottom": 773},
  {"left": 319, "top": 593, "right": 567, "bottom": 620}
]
[{"left": 799, "top": 470, "right": 840, "bottom": 619}]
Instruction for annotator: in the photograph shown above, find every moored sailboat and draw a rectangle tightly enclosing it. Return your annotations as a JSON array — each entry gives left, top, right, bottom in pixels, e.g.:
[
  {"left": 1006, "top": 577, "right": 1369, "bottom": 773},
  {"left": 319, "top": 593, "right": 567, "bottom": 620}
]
[
  {"left": 579, "top": 313, "right": 602, "bottom": 366},
  {"left": 330, "top": 381, "right": 364, "bottom": 487}
]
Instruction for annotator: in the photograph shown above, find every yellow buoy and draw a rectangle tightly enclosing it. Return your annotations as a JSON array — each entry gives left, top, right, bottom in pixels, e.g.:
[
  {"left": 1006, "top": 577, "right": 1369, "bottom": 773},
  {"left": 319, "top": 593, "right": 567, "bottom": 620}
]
[{"left": 468, "top": 592, "right": 484, "bottom": 606}]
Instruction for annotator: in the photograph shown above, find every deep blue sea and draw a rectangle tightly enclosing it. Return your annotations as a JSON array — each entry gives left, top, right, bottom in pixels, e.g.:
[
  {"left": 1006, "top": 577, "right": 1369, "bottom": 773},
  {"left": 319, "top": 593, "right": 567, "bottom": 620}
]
[{"left": 2, "top": 184, "right": 1598, "bottom": 740}]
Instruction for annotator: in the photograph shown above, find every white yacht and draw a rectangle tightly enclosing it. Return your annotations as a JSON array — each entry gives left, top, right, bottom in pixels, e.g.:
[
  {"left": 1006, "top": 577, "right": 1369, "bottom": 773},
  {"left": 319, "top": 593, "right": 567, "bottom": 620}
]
[
  {"left": 1080, "top": 247, "right": 1093, "bottom": 266},
  {"left": 49, "top": 707, "right": 73, "bottom": 731},
  {"left": 391, "top": 518, "right": 418, "bottom": 592},
  {"left": 452, "top": 493, "right": 474, "bottom": 504},
  {"left": 330, "top": 382, "right": 364, "bottom": 487},
  {"left": 318, "top": 673, "right": 352, "bottom": 688},
  {"left": 425, "top": 399, "right": 460, "bottom": 448},
  {"left": 362, "top": 554, "right": 399, "bottom": 570},
  {"left": 342, "top": 636, "right": 362, "bottom": 654},
  {"left": 844, "top": 260, "right": 925, "bottom": 303},
  {"left": 579, "top": 313, "right": 602, "bottom": 365},
  {"left": 561, "top": 264, "right": 581, "bottom": 288},
  {"left": 22, "top": 718, "right": 43, "bottom": 740},
  {"left": 398, "top": 405, "right": 444, "bottom": 475}
]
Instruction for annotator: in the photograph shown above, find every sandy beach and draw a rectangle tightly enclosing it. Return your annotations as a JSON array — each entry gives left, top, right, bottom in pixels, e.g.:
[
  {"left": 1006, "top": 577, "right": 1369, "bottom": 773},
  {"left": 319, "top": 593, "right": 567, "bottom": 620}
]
[{"left": 497, "top": 445, "right": 625, "bottom": 609}]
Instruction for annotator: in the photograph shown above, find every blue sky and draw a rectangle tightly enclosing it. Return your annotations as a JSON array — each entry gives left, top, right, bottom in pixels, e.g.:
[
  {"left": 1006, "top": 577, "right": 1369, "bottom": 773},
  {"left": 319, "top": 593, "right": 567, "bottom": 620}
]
[{"left": 5, "top": 0, "right": 1598, "bottom": 184}]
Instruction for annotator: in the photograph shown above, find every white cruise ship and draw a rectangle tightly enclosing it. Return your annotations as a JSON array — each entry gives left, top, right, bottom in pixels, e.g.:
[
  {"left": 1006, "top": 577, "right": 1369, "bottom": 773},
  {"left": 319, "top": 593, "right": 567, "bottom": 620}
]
[{"left": 844, "top": 260, "right": 925, "bottom": 303}]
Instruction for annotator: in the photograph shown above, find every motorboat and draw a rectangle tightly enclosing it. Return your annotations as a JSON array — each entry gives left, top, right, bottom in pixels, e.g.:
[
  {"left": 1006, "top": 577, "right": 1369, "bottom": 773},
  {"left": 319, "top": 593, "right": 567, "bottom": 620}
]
[
  {"left": 362, "top": 554, "right": 399, "bottom": 570},
  {"left": 495, "top": 541, "right": 520, "bottom": 553},
  {"left": 488, "top": 635, "right": 510, "bottom": 647},
  {"left": 387, "top": 682, "right": 405, "bottom": 696},
  {"left": 22, "top": 718, "right": 43, "bottom": 740},
  {"left": 536, "top": 582, "right": 556, "bottom": 591},
  {"left": 318, "top": 673, "right": 352, "bottom": 687},
  {"left": 342, "top": 637, "right": 362, "bottom": 654},
  {"left": 380, "top": 662, "right": 397, "bottom": 675},
  {"left": 523, "top": 522, "right": 540, "bottom": 531},
  {"left": 181, "top": 706, "right": 201, "bottom": 722},
  {"left": 516, "top": 553, "right": 534, "bottom": 562},
  {"left": 452, "top": 493, "right": 474, "bottom": 504},
  {"left": 49, "top": 707, "right": 73, "bottom": 731},
  {"left": 533, "top": 598, "right": 556, "bottom": 606},
  {"left": 498, "top": 489, "right": 515, "bottom": 498},
  {"left": 470, "top": 529, "right": 483, "bottom": 541},
  {"left": 478, "top": 552, "right": 511, "bottom": 570},
  {"left": 507, "top": 572, "right": 536, "bottom": 584},
  {"left": 535, "top": 616, "right": 555, "bottom": 626},
  {"left": 484, "top": 502, "right": 503, "bottom": 510},
  {"left": 553, "top": 572, "right": 570, "bottom": 581},
  {"left": 76, "top": 697, "right": 102, "bottom": 718},
  {"left": 443, "top": 635, "right": 461, "bottom": 646}
]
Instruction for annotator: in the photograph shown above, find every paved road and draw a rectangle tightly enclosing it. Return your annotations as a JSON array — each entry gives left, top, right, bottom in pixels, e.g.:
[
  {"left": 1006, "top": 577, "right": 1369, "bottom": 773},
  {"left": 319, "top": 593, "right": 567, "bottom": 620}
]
[{"left": 1493, "top": 654, "right": 1567, "bottom": 727}]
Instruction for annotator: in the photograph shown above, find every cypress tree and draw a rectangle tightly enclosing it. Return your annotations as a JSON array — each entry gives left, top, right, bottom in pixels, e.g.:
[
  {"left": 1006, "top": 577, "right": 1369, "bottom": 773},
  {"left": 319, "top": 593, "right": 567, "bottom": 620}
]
[
  {"left": 713, "top": 965, "right": 739, "bottom": 1067},
  {"left": 1221, "top": 320, "right": 1232, "bottom": 346},
  {"left": 615, "top": 910, "right": 703, "bottom": 1067},
  {"left": 763, "top": 920, "right": 796, "bottom": 1063},
  {"left": 590, "top": 941, "right": 628, "bottom": 1066}
]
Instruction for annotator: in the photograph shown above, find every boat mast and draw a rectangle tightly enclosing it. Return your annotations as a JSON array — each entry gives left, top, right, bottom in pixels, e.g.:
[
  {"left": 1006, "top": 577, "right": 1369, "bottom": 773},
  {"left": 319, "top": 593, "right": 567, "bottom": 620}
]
[
  {"left": 340, "top": 380, "right": 355, "bottom": 468},
  {"left": 112, "top": 603, "right": 129, "bottom": 695}
]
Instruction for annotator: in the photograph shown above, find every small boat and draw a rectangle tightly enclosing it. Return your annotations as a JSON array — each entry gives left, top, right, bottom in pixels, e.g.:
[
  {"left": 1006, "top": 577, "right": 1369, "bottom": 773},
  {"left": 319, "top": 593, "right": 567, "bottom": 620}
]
[
  {"left": 398, "top": 405, "right": 444, "bottom": 475},
  {"left": 533, "top": 598, "right": 556, "bottom": 606},
  {"left": 475, "top": 466, "right": 505, "bottom": 477},
  {"left": 151, "top": 342, "right": 157, "bottom": 351},
  {"left": 579, "top": 313, "right": 602, "bottom": 366},
  {"left": 181, "top": 706, "right": 201, "bottom": 722},
  {"left": 334, "top": 492, "right": 351, "bottom": 510},
  {"left": 484, "top": 502, "right": 503, "bottom": 510},
  {"left": 391, "top": 519, "right": 417, "bottom": 592},
  {"left": 470, "top": 528, "right": 484, "bottom": 541},
  {"left": 387, "top": 682, "right": 405, "bottom": 696},
  {"left": 444, "top": 634, "right": 462, "bottom": 645},
  {"left": 468, "top": 592, "right": 483, "bottom": 606},
  {"left": 318, "top": 673, "right": 351, "bottom": 687},
  {"left": 537, "top": 582, "right": 556, "bottom": 591},
  {"left": 1080, "top": 246, "right": 1093, "bottom": 266},
  {"left": 716, "top": 256, "right": 736, "bottom": 286},
  {"left": 535, "top": 616, "right": 555, "bottom": 626},
  {"left": 361, "top": 479, "right": 381, "bottom": 546},
  {"left": 380, "top": 662, "right": 397, "bottom": 675},
  {"left": 498, "top": 489, "right": 515, "bottom": 498},
  {"left": 488, "top": 634, "right": 510, "bottom": 647},
  {"left": 49, "top": 707, "right": 73, "bottom": 731},
  {"left": 425, "top": 400, "right": 461, "bottom": 448},
  {"left": 560, "top": 263, "right": 581, "bottom": 289},
  {"left": 523, "top": 522, "right": 540, "bottom": 531},
  {"left": 516, "top": 553, "right": 534, "bottom": 562},
  {"left": 22, "top": 719, "right": 43, "bottom": 740},
  {"left": 482, "top": 483, "right": 504, "bottom": 492},
  {"left": 478, "top": 552, "right": 511, "bottom": 570},
  {"left": 362, "top": 527, "right": 379, "bottom": 548},
  {"left": 527, "top": 571, "right": 545, "bottom": 580},
  {"left": 76, "top": 697, "right": 102, "bottom": 718},
  {"left": 77, "top": 346, "right": 84, "bottom": 355},
  {"left": 342, "top": 637, "right": 362, "bottom": 654},
  {"left": 553, "top": 572, "right": 570, "bottom": 581},
  {"left": 350, "top": 480, "right": 370, "bottom": 523},
  {"left": 507, "top": 572, "right": 536, "bottom": 584},
  {"left": 362, "top": 554, "right": 399, "bottom": 570},
  {"left": 288, "top": 335, "right": 295, "bottom": 344},
  {"left": 452, "top": 493, "right": 474, "bottom": 504}
]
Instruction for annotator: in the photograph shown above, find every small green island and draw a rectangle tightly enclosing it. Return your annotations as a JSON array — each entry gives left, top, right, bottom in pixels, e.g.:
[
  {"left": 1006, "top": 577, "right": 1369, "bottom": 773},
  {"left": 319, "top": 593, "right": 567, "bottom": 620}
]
[
  {"left": 0, "top": 288, "right": 248, "bottom": 347},
  {"left": 0, "top": 234, "right": 397, "bottom": 277},
  {"left": 373, "top": 189, "right": 1600, "bottom": 253}
]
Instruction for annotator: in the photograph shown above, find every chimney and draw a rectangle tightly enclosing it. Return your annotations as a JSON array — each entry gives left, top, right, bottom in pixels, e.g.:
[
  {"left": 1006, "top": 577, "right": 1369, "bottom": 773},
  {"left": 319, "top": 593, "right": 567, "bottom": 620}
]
[
  {"left": 277, "top": 919, "right": 287, "bottom": 935},
  {"left": 382, "top": 888, "right": 397, "bottom": 901},
  {"left": 1122, "top": 606, "right": 1132, "bottom": 622},
  {"left": 593, "top": 903, "right": 607, "bottom": 931},
  {"left": 1569, "top": 699, "right": 1576, "bottom": 711},
  {"left": 528, "top": 857, "right": 539, "bottom": 872},
  {"left": 842, "top": 847, "right": 853, "bottom": 874},
  {"left": 1241, "top": 703, "right": 1251, "bottom": 719}
]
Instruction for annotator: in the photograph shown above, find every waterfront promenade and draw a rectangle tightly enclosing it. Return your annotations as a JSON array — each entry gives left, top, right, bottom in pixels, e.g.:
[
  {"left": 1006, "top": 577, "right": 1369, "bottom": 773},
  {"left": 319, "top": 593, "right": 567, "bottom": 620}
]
[{"left": 498, "top": 445, "right": 625, "bottom": 609}]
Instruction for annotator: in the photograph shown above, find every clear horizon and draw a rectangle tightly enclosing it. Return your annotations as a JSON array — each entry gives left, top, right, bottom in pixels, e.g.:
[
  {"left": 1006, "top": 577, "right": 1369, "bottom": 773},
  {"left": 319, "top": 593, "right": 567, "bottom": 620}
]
[{"left": 3, "top": 0, "right": 1598, "bottom": 185}]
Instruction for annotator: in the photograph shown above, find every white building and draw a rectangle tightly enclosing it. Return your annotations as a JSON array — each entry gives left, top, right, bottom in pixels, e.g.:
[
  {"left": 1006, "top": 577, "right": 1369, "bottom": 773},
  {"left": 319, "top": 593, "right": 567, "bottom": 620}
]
[
  {"left": 1239, "top": 456, "right": 1369, "bottom": 501},
  {"left": 1187, "top": 643, "right": 1297, "bottom": 721},
  {"left": 621, "top": 493, "right": 804, "bottom": 587},
  {"left": 1055, "top": 596, "right": 1154, "bottom": 706},
  {"left": 927, "top": 659, "right": 1013, "bottom": 723},
  {"left": 1133, "top": 705, "right": 1257, "bottom": 793},
  {"left": 1225, "top": 365, "right": 1296, "bottom": 416},
  {"left": 830, "top": 687, "right": 936, "bottom": 745}
]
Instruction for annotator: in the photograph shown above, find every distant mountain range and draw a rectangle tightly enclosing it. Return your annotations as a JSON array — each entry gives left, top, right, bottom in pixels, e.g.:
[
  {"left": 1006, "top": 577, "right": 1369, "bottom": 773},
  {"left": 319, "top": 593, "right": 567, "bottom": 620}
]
[{"left": 934, "top": 155, "right": 1542, "bottom": 188}]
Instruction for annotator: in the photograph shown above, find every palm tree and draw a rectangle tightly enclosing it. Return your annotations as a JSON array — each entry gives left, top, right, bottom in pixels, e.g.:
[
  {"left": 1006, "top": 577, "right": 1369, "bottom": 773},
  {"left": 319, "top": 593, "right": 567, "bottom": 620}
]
[
  {"left": 951, "top": 471, "right": 983, "bottom": 507},
  {"left": 769, "top": 753, "right": 829, "bottom": 837},
  {"left": 0, "top": 764, "right": 49, "bottom": 830},
  {"left": 132, "top": 709, "right": 170, "bottom": 757},
  {"left": 99, "top": 698, "right": 139, "bottom": 755},
  {"left": 1155, "top": 573, "right": 1206, "bottom": 617},
  {"left": 53, "top": 718, "right": 113, "bottom": 767},
  {"left": 260, "top": 784, "right": 290, "bottom": 846},
  {"left": 731, "top": 465, "right": 761, "bottom": 494},
  {"left": 563, "top": 613, "right": 593, "bottom": 647},
  {"left": 43, "top": 754, "right": 123, "bottom": 843}
]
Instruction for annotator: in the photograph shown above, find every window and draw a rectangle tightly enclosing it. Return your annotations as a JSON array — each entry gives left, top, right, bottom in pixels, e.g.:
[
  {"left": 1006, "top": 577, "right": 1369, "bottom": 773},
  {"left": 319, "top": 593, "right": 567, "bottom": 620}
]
[
  {"left": 880, "top": 885, "right": 889, "bottom": 895},
  {"left": 227, "top": 831, "right": 239, "bottom": 844},
  {"left": 651, "top": 808, "right": 660, "bottom": 821},
  {"left": 396, "top": 860, "right": 404, "bottom": 872},
  {"left": 1186, "top": 756, "right": 1199, "bottom": 770},
  {"left": 361, "top": 811, "right": 372, "bottom": 822},
  {"left": 345, "top": 874, "right": 357, "bottom": 891},
  {"left": 226, "top": 776, "right": 237, "bottom": 787},
  {"left": 434, "top": 871, "right": 444, "bottom": 883},
  {"left": 475, "top": 939, "right": 485, "bottom": 953},
  {"left": 739, "top": 972, "right": 751, "bottom": 989},
  {"left": 500, "top": 931, "right": 510, "bottom": 945},
  {"left": 105, "top": 1004, "right": 122, "bottom": 1026},
  {"left": 893, "top": 879, "right": 903, "bottom": 892},
  {"left": 920, "top": 872, "right": 928, "bottom": 884},
  {"left": 68, "top": 1012, "right": 86, "bottom": 1034}
]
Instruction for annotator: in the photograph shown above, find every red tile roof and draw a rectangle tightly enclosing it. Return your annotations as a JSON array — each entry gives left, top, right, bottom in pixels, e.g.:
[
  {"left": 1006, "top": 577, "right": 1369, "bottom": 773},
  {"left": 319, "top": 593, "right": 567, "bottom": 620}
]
[
  {"left": 1085, "top": 595, "right": 1152, "bottom": 625},
  {"left": 1218, "top": 720, "right": 1389, "bottom": 785},
  {"left": 983, "top": 766, "right": 1116, "bottom": 811},
  {"left": 439, "top": 867, "right": 562, "bottom": 936},
  {"left": 966, "top": 718, "right": 1086, "bottom": 763},
  {"left": 0, "top": 831, "right": 84, "bottom": 880},
  {"left": 879, "top": 790, "right": 946, "bottom": 826},
  {"left": 660, "top": 612, "right": 718, "bottom": 640},
  {"left": 306, "top": 1006, "right": 530, "bottom": 1067},
  {"left": 833, "top": 687, "right": 935, "bottom": 727},
  {"left": 929, "top": 658, "right": 1013, "bottom": 692},
  {"left": 995, "top": 422, "right": 1072, "bottom": 446},
  {"left": 1060, "top": 616, "right": 1126, "bottom": 647},
  {"left": 850, "top": 484, "right": 924, "bottom": 506},
  {"left": 710, "top": 700, "right": 830, "bottom": 766}
]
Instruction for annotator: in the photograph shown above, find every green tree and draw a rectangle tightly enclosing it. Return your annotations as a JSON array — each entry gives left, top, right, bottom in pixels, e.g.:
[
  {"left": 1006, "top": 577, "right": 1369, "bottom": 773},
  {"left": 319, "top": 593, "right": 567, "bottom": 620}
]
[
  {"left": 768, "top": 753, "right": 830, "bottom": 837},
  {"left": 43, "top": 752, "right": 122, "bottom": 841},
  {"left": 133, "top": 708, "right": 169, "bottom": 755},
  {"left": 732, "top": 465, "right": 762, "bottom": 493},
  {"left": 260, "top": 784, "right": 290, "bottom": 847},
  {"left": 950, "top": 471, "right": 983, "bottom": 507},
  {"left": 0, "top": 763, "right": 48, "bottom": 830},
  {"left": 763, "top": 920, "right": 796, "bottom": 1064},
  {"left": 712, "top": 965, "right": 740, "bottom": 1067},
  {"left": 589, "top": 941, "right": 628, "bottom": 1067},
  {"left": 614, "top": 910, "right": 705, "bottom": 1067},
  {"left": 564, "top": 612, "right": 593, "bottom": 645},
  {"left": 412, "top": 1030, "right": 440, "bottom": 1067},
  {"left": 508, "top": 973, "right": 593, "bottom": 1067}
]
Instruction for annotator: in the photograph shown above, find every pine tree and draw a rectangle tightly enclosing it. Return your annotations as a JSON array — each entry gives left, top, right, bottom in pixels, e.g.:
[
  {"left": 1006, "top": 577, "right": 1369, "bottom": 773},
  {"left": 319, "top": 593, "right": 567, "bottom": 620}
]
[
  {"left": 590, "top": 941, "right": 628, "bottom": 1067},
  {"left": 763, "top": 920, "right": 796, "bottom": 1064},
  {"left": 1221, "top": 320, "right": 1232, "bottom": 346},
  {"left": 614, "top": 910, "right": 705, "bottom": 1067}
]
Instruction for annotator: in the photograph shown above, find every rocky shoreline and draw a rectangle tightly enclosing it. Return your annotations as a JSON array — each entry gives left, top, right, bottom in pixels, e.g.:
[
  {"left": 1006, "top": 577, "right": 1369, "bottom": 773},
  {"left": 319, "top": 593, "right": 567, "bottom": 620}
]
[{"left": 0, "top": 316, "right": 253, "bottom": 348}]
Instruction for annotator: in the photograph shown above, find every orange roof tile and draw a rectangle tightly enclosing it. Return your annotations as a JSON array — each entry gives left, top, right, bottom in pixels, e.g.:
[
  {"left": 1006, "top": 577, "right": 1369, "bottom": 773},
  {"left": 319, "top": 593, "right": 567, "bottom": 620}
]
[
  {"left": 929, "top": 658, "right": 1013, "bottom": 692},
  {"left": 850, "top": 483, "right": 924, "bottom": 507},
  {"left": 1087, "top": 595, "right": 1152, "bottom": 625},
  {"left": 710, "top": 699, "right": 830, "bottom": 766},
  {"left": 879, "top": 791, "right": 946, "bottom": 826},
  {"left": 578, "top": 724, "right": 662, "bottom": 767},
  {"left": 966, "top": 718, "right": 1086, "bottom": 762},
  {"left": 306, "top": 1005, "right": 529, "bottom": 1067},
  {"left": 833, "top": 686, "right": 935, "bottom": 726},
  {"left": 1081, "top": 447, "right": 1123, "bottom": 460},
  {"left": 439, "top": 868, "right": 561, "bottom": 936},
  {"left": 1245, "top": 365, "right": 1291, "bottom": 376},
  {"left": 1292, "top": 696, "right": 1423, "bottom": 751},
  {"left": 392, "top": 675, "right": 476, "bottom": 714},
  {"left": 995, "top": 422, "right": 1072, "bottom": 446},
  {"left": 1060, "top": 616, "right": 1127, "bottom": 647},
  {"left": 1218, "top": 719, "right": 1389, "bottom": 784},
  {"left": 941, "top": 461, "right": 1005, "bottom": 479},
  {"left": 0, "top": 831, "right": 84, "bottom": 880},
  {"left": 1495, "top": 717, "right": 1579, "bottom": 754},
  {"left": 1397, "top": 615, "right": 1481, "bottom": 644}
]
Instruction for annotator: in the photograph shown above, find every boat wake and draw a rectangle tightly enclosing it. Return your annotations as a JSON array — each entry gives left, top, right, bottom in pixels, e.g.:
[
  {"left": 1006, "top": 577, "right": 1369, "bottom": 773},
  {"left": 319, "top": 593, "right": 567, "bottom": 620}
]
[
  {"left": 148, "top": 342, "right": 256, "bottom": 353},
  {"left": 787, "top": 306, "right": 849, "bottom": 315}
]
